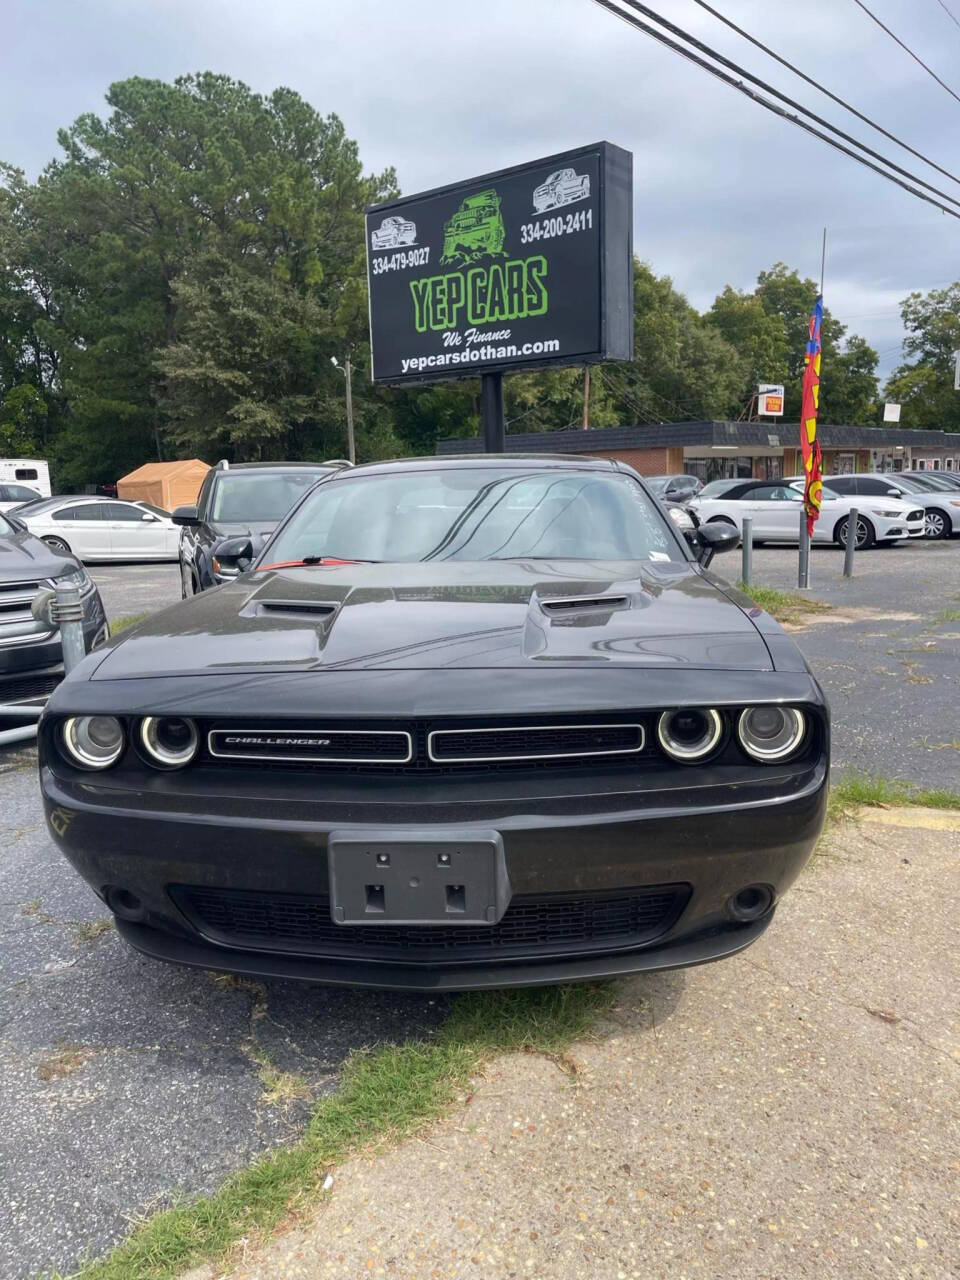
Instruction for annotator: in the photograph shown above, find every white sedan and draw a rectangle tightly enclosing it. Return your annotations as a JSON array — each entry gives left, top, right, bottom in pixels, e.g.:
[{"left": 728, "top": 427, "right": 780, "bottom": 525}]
[
  {"left": 689, "top": 479, "right": 925, "bottom": 549},
  {"left": 18, "top": 496, "right": 180, "bottom": 562}
]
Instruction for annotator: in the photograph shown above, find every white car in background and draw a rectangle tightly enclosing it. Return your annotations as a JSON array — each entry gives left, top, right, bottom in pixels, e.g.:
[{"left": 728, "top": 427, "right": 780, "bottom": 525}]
[
  {"left": 0, "top": 481, "right": 42, "bottom": 512},
  {"left": 17, "top": 496, "right": 180, "bottom": 562},
  {"left": 689, "top": 478, "right": 925, "bottom": 549}
]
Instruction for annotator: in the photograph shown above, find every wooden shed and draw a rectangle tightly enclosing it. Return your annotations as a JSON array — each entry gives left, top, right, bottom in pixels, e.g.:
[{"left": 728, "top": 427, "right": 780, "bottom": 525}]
[{"left": 116, "top": 459, "right": 210, "bottom": 512}]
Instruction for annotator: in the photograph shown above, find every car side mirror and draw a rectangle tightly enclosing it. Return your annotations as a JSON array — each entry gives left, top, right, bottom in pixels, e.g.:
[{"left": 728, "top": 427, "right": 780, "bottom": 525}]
[
  {"left": 887, "top": 488, "right": 902, "bottom": 498},
  {"left": 140, "top": 512, "right": 158, "bottom": 522},
  {"left": 696, "top": 522, "right": 740, "bottom": 568},
  {"left": 212, "top": 536, "right": 254, "bottom": 576},
  {"left": 171, "top": 504, "right": 200, "bottom": 526}
]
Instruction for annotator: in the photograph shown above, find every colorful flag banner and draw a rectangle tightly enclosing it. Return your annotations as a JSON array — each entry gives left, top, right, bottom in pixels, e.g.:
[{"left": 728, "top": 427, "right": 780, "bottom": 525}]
[{"left": 800, "top": 295, "right": 824, "bottom": 536}]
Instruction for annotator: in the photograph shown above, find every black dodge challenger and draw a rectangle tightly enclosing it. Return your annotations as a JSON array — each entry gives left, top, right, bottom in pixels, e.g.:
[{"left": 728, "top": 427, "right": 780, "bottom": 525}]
[{"left": 38, "top": 457, "right": 829, "bottom": 990}]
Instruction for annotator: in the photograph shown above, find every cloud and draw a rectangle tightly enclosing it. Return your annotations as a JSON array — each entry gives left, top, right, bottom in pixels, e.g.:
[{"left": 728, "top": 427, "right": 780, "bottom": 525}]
[{"left": 2, "top": 0, "right": 956, "bottom": 383}]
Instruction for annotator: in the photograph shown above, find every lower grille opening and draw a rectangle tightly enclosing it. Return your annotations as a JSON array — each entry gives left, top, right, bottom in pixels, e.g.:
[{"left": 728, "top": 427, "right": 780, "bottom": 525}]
[{"left": 170, "top": 884, "right": 691, "bottom": 966}]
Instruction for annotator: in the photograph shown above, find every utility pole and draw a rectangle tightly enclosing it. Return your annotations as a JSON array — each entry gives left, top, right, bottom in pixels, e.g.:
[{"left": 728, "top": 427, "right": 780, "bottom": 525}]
[
  {"left": 331, "top": 355, "right": 356, "bottom": 464},
  {"left": 583, "top": 366, "right": 591, "bottom": 429}
]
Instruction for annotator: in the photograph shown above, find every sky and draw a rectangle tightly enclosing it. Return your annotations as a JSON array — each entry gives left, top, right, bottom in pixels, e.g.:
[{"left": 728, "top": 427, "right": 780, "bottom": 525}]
[{"left": 3, "top": 0, "right": 958, "bottom": 384}]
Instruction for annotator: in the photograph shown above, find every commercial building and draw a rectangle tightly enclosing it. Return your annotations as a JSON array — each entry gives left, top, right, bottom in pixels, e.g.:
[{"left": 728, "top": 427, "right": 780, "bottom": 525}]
[{"left": 436, "top": 422, "right": 960, "bottom": 480}]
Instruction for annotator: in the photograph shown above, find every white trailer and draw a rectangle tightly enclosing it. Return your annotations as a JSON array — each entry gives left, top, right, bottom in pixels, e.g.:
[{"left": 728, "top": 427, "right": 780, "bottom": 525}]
[{"left": 0, "top": 458, "right": 51, "bottom": 501}]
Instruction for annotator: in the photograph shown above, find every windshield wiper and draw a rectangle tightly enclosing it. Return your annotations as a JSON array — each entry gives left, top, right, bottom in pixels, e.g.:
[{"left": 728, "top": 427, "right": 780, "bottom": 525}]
[{"left": 259, "top": 555, "right": 380, "bottom": 570}]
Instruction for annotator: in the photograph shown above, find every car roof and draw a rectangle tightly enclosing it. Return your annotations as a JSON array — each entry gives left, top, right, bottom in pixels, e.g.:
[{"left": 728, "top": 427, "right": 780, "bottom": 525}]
[{"left": 324, "top": 454, "right": 621, "bottom": 479}]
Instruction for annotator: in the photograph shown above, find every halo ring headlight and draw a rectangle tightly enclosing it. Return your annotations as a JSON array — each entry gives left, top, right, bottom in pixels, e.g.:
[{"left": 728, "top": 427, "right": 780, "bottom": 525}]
[
  {"left": 61, "top": 716, "right": 125, "bottom": 770},
  {"left": 657, "top": 708, "right": 723, "bottom": 762},
  {"left": 737, "top": 706, "right": 806, "bottom": 762},
  {"left": 139, "top": 716, "right": 199, "bottom": 769}
]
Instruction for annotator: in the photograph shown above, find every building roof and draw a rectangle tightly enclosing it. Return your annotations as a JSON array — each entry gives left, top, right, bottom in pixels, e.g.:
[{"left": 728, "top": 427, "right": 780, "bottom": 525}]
[{"left": 436, "top": 421, "right": 958, "bottom": 455}]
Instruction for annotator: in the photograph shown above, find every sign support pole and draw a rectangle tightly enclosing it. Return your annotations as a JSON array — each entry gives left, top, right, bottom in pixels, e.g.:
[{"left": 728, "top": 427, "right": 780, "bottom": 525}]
[{"left": 482, "top": 372, "right": 506, "bottom": 453}]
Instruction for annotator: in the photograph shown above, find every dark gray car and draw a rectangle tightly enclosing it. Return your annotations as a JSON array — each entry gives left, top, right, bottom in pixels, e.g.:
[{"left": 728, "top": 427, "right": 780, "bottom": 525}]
[
  {"left": 173, "top": 462, "right": 344, "bottom": 595},
  {"left": 39, "top": 456, "right": 827, "bottom": 990},
  {"left": 0, "top": 511, "right": 107, "bottom": 705}
]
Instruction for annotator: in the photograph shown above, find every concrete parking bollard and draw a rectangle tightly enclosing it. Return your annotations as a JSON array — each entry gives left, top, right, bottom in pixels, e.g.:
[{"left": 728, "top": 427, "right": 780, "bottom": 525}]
[
  {"left": 798, "top": 509, "right": 811, "bottom": 589},
  {"left": 741, "top": 516, "right": 753, "bottom": 587},
  {"left": 50, "top": 580, "right": 86, "bottom": 673},
  {"left": 843, "top": 507, "right": 858, "bottom": 578}
]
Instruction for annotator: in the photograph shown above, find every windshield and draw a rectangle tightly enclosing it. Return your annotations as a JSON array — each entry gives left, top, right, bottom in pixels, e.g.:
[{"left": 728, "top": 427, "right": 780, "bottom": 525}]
[
  {"left": 0, "top": 512, "right": 13, "bottom": 535},
  {"left": 264, "top": 467, "right": 683, "bottom": 565},
  {"left": 210, "top": 470, "right": 328, "bottom": 522},
  {"left": 890, "top": 476, "right": 924, "bottom": 493}
]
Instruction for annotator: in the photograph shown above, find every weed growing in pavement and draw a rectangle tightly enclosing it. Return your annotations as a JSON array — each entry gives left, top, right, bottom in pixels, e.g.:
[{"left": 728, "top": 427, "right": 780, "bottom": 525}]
[
  {"left": 735, "top": 583, "right": 831, "bottom": 625},
  {"left": 827, "top": 772, "right": 960, "bottom": 826},
  {"left": 55, "top": 983, "right": 613, "bottom": 1280}
]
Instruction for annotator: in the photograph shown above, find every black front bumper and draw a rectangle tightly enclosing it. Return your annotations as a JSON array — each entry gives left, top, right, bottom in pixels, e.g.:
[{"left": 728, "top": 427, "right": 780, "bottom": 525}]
[{"left": 40, "top": 753, "right": 827, "bottom": 989}]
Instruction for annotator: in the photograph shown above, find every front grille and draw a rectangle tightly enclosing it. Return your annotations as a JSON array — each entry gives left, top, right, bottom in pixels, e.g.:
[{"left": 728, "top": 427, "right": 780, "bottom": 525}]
[
  {"left": 202, "top": 716, "right": 658, "bottom": 774},
  {"left": 170, "top": 884, "right": 690, "bottom": 964},
  {"left": 0, "top": 579, "right": 53, "bottom": 648},
  {"left": 0, "top": 671, "right": 62, "bottom": 704},
  {"left": 428, "top": 723, "right": 644, "bottom": 762}
]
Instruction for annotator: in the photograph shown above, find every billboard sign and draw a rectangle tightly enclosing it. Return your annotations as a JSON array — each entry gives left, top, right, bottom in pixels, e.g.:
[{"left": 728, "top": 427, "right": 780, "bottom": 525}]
[
  {"left": 364, "top": 142, "right": 633, "bottom": 384},
  {"left": 883, "top": 401, "right": 902, "bottom": 423},
  {"left": 757, "top": 383, "right": 785, "bottom": 417}
]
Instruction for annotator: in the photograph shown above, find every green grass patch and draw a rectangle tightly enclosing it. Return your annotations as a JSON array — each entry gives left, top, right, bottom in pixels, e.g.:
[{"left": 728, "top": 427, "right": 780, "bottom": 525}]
[
  {"left": 828, "top": 772, "right": 960, "bottom": 825},
  {"left": 108, "top": 613, "right": 148, "bottom": 635},
  {"left": 929, "top": 608, "right": 960, "bottom": 627},
  {"left": 57, "top": 983, "right": 613, "bottom": 1280},
  {"left": 736, "top": 583, "right": 831, "bottom": 625}
]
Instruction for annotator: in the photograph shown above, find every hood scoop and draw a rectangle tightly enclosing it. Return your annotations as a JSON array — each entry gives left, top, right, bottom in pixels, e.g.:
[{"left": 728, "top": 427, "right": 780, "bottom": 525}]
[
  {"left": 539, "top": 594, "right": 630, "bottom": 616},
  {"left": 247, "top": 599, "right": 339, "bottom": 620}
]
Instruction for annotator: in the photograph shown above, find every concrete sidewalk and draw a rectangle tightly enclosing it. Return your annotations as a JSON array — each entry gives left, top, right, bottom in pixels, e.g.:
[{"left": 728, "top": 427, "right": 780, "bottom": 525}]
[{"left": 199, "top": 808, "right": 960, "bottom": 1280}]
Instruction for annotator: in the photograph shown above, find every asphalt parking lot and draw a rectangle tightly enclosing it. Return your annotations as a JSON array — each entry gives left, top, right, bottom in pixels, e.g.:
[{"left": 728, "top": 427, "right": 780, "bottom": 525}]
[{"left": 1, "top": 541, "right": 958, "bottom": 1278}]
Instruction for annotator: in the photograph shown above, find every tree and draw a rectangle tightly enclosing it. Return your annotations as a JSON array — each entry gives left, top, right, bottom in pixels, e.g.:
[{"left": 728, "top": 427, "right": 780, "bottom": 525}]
[
  {"left": 883, "top": 284, "right": 960, "bottom": 432},
  {"left": 600, "top": 262, "right": 747, "bottom": 423},
  {"left": 753, "top": 264, "right": 878, "bottom": 423},
  {"left": 2, "top": 75, "right": 398, "bottom": 481}
]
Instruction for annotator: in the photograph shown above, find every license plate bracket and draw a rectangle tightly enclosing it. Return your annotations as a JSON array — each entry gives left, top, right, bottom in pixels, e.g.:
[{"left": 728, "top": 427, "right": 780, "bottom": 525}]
[{"left": 328, "top": 828, "right": 509, "bottom": 926}]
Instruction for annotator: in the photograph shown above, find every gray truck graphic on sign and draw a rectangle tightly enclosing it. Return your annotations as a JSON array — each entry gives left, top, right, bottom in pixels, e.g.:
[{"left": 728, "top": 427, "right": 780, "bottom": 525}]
[
  {"left": 532, "top": 168, "right": 591, "bottom": 213},
  {"left": 371, "top": 215, "right": 418, "bottom": 250}
]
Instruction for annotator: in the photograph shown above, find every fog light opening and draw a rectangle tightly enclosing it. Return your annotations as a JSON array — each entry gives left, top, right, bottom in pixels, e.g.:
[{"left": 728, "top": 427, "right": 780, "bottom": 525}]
[
  {"left": 727, "top": 884, "right": 774, "bottom": 922},
  {"left": 105, "top": 886, "right": 146, "bottom": 922}
]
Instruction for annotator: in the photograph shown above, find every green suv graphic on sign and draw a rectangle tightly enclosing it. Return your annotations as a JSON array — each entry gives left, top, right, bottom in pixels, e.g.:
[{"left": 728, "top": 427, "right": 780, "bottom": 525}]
[{"left": 440, "top": 189, "right": 506, "bottom": 266}]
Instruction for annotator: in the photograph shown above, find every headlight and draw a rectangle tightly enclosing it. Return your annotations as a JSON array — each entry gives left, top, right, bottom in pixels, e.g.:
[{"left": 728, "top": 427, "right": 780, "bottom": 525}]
[
  {"left": 657, "top": 708, "right": 723, "bottom": 761},
  {"left": 139, "top": 716, "right": 199, "bottom": 769},
  {"left": 667, "top": 506, "right": 695, "bottom": 531},
  {"left": 56, "top": 566, "right": 93, "bottom": 593},
  {"left": 870, "top": 509, "right": 902, "bottom": 519},
  {"left": 737, "top": 706, "right": 806, "bottom": 761},
  {"left": 61, "top": 716, "right": 125, "bottom": 770}
]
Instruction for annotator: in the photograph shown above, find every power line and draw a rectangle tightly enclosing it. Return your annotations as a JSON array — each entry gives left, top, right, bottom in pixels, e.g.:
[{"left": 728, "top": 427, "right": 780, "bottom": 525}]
[
  {"left": 935, "top": 0, "right": 960, "bottom": 34},
  {"left": 850, "top": 0, "right": 960, "bottom": 106},
  {"left": 589, "top": 0, "right": 960, "bottom": 221},
  {"left": 607, "top": 0, "right": 960, "bottom": 212},
  {"left": 689, "top": 0, "right": 960, "bottom": 189}
]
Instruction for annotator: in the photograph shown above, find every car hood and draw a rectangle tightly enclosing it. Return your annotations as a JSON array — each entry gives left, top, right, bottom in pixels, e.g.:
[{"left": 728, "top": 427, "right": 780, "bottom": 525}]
[
  {"left": 0, "top": 528, "right": 78, "bottom": 582},
  {"left": 91, "top": 560, "right": 775, "bottom": 678}
]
